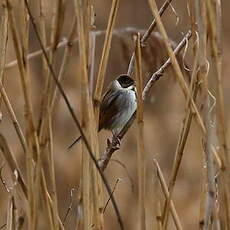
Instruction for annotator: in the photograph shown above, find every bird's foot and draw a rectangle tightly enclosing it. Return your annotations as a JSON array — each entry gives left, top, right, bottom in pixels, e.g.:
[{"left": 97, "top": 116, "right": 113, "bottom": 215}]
[{"left": 112, "top": 134, "right": 121, "bottom": 147}]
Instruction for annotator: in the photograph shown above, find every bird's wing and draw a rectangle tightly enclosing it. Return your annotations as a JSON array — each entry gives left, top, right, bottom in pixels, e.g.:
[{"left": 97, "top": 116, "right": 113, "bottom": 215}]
[{"left": 99, "top": 88, "right": 123, "bottom": 131}]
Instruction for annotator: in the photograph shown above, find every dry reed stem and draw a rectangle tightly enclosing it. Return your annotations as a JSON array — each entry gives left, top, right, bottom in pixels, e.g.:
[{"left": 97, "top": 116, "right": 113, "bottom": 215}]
[
  {"left": 195, "top": 1, "right": 216, "bottom": 229},
  {"left": 161, "top": 33, "right": 200, "bottom": 228},
  {"left": 38, "top": 23, "right": 78, "bottom": 225},
  {"left": 153, "top": 160, "right": 183, "bottom": 230},
  {"left": 6, "top": 1, "right": 41, "bottom": 228},
  {"left": 51, "top": 0, "right": 66, "bottom": 51},
  {"left": 89, "top": 32, "right": 96, "bottom": 95},
  {"left": 75, "top": 1, "right": 105, "bottom": 228},
  {"left": 38, "top": 0, "right": 48, "bottom": 77},
  {"left": 135, "top": 33, "right": 146, "bottom": 230},
  {"left": 20, "top": 3, "right": 41, "bottom": 228},
  {"left": 0, "top": 83, "right": 26, "bottom": 152},
  {"left": 94, "top": 0, "right": 120, "bottom": 122},
  {"left": 0, "top": 134, "right": 27, "bottom": 198},
  {"left": 39, "top": 18, "right": 77, "bottom": 228},
  {"left": 0, "top": 0, "right": 7, "bottom": 82},
  {"left": 37, "top": 0, "right": 48, "bottom": 135},
  {"left": 187, "top": 0, "right": 197, "bottom": 42},
  {"left": 160, "top": 25, "right": 199, "bottom": 226},
  {"left": 23, "top": 3, "right": 122, "bottom": 228},
  {"left": 47, "top": 114, "right": 59, "bottom": 230},
  {"left": 149, "top": 0, "right": 205, "bottom": 135},
  {"left": 0, "top": 1, "right": 8, "bottom": 121},
  {"left": 41, "top": 170, "right": 56, "bottom": 230},
  {"left": 0, "top": 134, "right": 64, "bottom": 229},
  {"left": 38, "top": 0, "right": 66, "bottom": 142},
  {"left": 75, "top": 0, "right": 95, "bottom": 228},
  {"left": 38, "top": 1, "right": 61, "bottom": 133},
  {"left": 156, "top": 203, "right": 163, "bottom": 230},
  {"left": 162, "top": 83, "right": 200, "bottom": 229},
  {"left": 152, "top": 164, "right": 163, "bottom": 230},
  {"left": 50, "top": 18, "right": 77, "bottom": 110},
  {"left": 8, "top": 1, "right": 62, "bottom": 228},
  {"left": 6, "top": 196, "right": 14, "bottom": 230},
  {"left": 127, "top": 0, "right": 174, "bottom": 76},
  {"left": 1, "top": 85, "right": 62, "bottom": 229},
  {"left": 207, "top": 1, "right": 230, "bottom": 227},
  {"left": 89, "top": 14, "right": 104, "bottom": 230},
  {"left": 47, "top": 0, "right": 66, "bottom": 97}
]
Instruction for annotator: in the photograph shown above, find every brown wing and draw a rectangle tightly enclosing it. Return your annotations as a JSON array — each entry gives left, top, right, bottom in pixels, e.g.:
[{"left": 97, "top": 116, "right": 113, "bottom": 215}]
[{"left": 99, "top": 89, "right": 122, "bottom": 131}]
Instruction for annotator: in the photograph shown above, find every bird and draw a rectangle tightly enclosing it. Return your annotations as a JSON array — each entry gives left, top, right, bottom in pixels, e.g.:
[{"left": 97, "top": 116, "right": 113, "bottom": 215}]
[{"left": 68, "top": 74, "right": 137, "bottom": 149}]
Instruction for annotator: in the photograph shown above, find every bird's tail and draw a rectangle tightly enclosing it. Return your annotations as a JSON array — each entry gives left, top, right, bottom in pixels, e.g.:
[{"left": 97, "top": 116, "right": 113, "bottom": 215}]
[{"left": 68, "top": 136, "right": 82, "bottom": 149}]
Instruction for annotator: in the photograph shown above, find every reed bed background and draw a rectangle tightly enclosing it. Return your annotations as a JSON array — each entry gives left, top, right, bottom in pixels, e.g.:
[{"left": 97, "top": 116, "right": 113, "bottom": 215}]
[{"left": 0, "top": 0, "right": 229, "bottom": 229}]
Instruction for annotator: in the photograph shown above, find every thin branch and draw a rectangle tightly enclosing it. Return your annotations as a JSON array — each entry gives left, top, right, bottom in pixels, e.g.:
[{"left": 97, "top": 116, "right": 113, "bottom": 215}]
[
  {"left": 111, "top": 159, "right": 134, "bottom": 191},
  {"left": 103, "top": 178, "right": 122, "bottom": 213},
  {"left": 63, "top": 188, "right": 77, "bottom": 224}
]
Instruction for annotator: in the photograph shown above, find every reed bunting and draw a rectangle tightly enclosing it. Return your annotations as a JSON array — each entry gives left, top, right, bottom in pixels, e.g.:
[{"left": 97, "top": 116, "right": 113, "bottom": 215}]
[{"left": 68, "top": 74, "right": 137, "bottom": 149}]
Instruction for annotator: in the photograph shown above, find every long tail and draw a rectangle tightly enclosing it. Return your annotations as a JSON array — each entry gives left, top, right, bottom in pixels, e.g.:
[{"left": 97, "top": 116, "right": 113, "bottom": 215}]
[{"left": 68, "top": 136, "right": 82, "bottom": 149}]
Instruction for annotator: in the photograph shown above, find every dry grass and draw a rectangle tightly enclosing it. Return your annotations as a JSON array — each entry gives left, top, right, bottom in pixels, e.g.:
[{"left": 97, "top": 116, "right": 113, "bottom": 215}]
[{"left": 0, "top": 0, "right": 229, "bottom": 230}]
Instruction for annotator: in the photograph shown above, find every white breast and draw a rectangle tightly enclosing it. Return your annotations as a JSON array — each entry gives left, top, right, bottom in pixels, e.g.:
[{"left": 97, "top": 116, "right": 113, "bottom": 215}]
[{"left": 111, "top": 88, "right": 137, "bottom": 131}]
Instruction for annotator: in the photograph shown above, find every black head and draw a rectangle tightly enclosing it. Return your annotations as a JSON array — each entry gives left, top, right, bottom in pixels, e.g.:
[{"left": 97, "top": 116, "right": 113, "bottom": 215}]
[{"left": 116, "top": 74, "right": 134, "bottom": 88}]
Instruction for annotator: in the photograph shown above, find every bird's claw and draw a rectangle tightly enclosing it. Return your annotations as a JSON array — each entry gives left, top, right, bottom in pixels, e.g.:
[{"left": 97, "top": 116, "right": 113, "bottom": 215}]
[{"left": 106, "top": 135, "right": 121, "bottom": 150}]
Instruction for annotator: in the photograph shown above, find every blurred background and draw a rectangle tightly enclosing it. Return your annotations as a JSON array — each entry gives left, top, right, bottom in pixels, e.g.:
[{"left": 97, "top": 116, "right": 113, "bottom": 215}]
[{"left": 0, "top": 0, "right": 229, "bottom": 229}]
